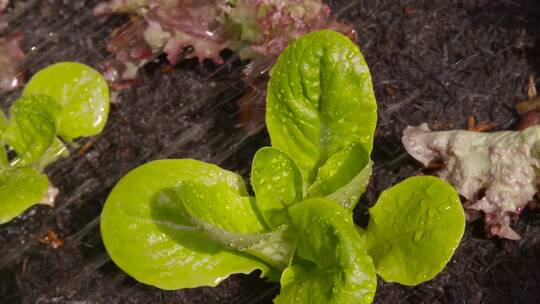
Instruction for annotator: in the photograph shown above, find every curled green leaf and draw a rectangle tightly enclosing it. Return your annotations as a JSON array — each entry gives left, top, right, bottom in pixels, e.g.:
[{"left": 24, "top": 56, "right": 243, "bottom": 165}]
[
  {"left": 366, "top": 176, "right": 465, "bottom": 286},
  {"left": 275, "top": 198, "right": 377, "bottom": 304},
  {"left": 0, "top": 167, "right": 49, "bottom": 224},
  {"left": 307, "top": 142, "right": 371, "bottom": 209},
  {"left": 175, "top": 172, "right": 296, "bottom": 270},
  {"left": 2, "top": 95, "right": 59, "bottom": 166},
  {"left": 24, "top": 62, "right": 110, "bottom": 141},
  {"left": 251, "top": 147, "right": 303, "bottom": 228},
  {"left": 266, "top": 30, "right": 377, "bottom": 185},
  {"left": 101, "top": 160, "right": 271, "bottom": 290},
  {"left": 188, "top": 216, "right": 296, "bottom": 270}
]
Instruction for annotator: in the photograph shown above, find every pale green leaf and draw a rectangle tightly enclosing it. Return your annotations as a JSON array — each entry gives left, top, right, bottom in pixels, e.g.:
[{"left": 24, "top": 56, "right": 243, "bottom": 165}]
[
  {"left": 366, "top": 176, "right": 465, "bottom": 286},
  {"left": 177, "top": 181, "right": 267, "bottom": 234},
  {"left": 101, "top": 159, "right": 271, "bottom": 290},
  {"left": 275, "top": 198, "right": 377, "bottom": 304},
  {"left": 0, "top": 167, "right": 49, "bottom": 224},
  {"left": 251, "top": 147, "right": 303, "bottom": 228},
  {"left": 2, "top": 95, "right": 59, "bottom": 166},
  {"left": 266, "top": 30, "right": 377, "bottom": 184},
  {"left": 24, "top": 62, "right": 110, "bottom": 141},
  {"left": 174, "top": 168, "right": 296, "bottom": 270},
  {"left": 307, "top": 142, "right": 371, "bottom": 209},
  {"left": 188, "top": 216, "right": 296, "bottom": 270}
]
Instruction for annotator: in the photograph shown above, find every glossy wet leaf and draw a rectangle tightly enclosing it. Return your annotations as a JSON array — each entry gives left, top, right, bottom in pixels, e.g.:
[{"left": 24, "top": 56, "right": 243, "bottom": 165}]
[
  {"left": 177, "top": 182, "right": 267, "bottom": 234},
  {"left": 0, "top": 167, "right": 48, "bottom": 224},
  {"left": 2, "top": 95, "right": 59, "bottom": 166},
  {"left": 175, "top": 172, "right": 297, "bottom": 269},
  {"left": 101, "top": 160, "right": 271, "bottom": 290},
  {"left": 307, "top": 142, "right": 371, "bottom": 209},
  {"left": 266, "top": 30, "right": 377, "bottom": 184},
  {"left": 242, "top": 227, "right": 295, "bottom": 271},
  {"left": 275, "top": 198, "right": 377, "bottom": 304},
  {"left": 189, "top": 216, "right": 296, "bottom": 270},
  {"left": 24, "top": 62, "right": 110, "bottom": 141},
  {"left": 251, "top": 147, "right": 303, "bottom": 228},
  {"left": 366, "top": 176, "right": 465, "bottom": 286}
]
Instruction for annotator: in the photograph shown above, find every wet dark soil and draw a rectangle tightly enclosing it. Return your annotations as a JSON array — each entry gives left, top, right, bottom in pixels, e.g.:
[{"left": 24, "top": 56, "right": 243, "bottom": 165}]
[{"left": 1, "top": 0, "right": 539, "bottom": 303}]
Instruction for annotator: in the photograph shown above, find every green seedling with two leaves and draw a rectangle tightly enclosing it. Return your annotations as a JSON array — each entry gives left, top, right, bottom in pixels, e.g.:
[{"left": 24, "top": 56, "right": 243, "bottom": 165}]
[
  {"left": 0, "top": 62, "right": 110, "bottom": 224},
  {"left": 101, "top": 30, "right": 465, "bottom": 303}
]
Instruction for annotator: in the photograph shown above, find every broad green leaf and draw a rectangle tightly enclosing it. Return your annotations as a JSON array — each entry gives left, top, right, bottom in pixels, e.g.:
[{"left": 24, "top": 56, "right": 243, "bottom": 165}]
[
  {"left": 0, "top": 167, "right": 49, "bottom": 224},
  {"left": 24, "top": 62, "right": 110, "bottom": 141},
  {"left": 176, "top": 181, "right": 266, "bottom": 234},
  {"left": 2, "top": 95, "right": 59, "bottom": 166},
  {"left": 307, "top": 142, "right": 372, "bottom": 209},
  {"left": 366, "top": 176, "right": 465, "bottom": 286},
  {"left": 275, "top": 198, "right": 377, "bottom": 304},
  {"left": 242, "top": 227, "right": 295, "bottom": 271},
  {"left": 188, "top": 215, "right": 296, "bottom": 270},
  {"left": 266, "top": 30, "right": 377, "bottom": 184},
  {"left": 101, "top": 159, "right": 271, "bottom": 290},
  {"left": 251, "top": 147, "right": 303, "bottom": 228},
  {"left": 176, "top": 173, "right": 295, "bottom": 269}
]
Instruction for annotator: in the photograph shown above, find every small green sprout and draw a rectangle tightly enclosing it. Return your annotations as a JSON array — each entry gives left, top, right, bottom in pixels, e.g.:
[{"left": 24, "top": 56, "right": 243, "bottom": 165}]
[
  {"left": 0, "top": 62, "right": 110, "bottom": 224},
  {"left": 101, "top": 30, "right": 465, "bottom": 303}
]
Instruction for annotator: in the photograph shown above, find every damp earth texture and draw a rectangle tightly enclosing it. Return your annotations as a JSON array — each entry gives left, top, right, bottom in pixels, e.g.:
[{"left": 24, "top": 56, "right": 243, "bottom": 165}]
[{"left": 0, "top": 0, "right": 539, "bottom": 303}]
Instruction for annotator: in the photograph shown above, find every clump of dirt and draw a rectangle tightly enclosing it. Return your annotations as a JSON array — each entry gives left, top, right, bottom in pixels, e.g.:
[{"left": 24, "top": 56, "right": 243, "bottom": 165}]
[{"left": 0, "top": 0, "right": 539, "bottom": 303}]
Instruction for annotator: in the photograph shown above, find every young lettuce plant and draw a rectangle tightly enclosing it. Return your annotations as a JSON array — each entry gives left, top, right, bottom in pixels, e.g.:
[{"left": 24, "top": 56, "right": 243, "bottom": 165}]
[
  {"left": 0, "top": 62, "right": 110, "bottom": 224},
  {"left": 101, "top": 30, "right": 465, "bottom": 303}
]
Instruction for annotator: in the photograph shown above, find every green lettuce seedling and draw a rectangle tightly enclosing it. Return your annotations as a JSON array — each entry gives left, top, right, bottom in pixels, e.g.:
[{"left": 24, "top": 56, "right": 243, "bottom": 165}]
[
  {"left": 101, "top": 30, "right": 465, "bottom": 303},
  {"left": 0, "top": 62, "right": 110, "bottom": 224}
]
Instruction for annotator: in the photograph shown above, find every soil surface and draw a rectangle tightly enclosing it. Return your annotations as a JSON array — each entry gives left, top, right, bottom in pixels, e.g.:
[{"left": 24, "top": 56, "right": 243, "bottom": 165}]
[{"left": 1, "top": 0, "right": 540, "bottom": 303}]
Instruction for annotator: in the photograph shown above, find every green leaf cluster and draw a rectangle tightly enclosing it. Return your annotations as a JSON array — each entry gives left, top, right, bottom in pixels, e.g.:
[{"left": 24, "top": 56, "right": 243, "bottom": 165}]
[
  {"left": 101, "top": 30, "right": 465, "bottom": 303},
  {"left": 0, "top": 62, "right": 110, "bottom": 224}
]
